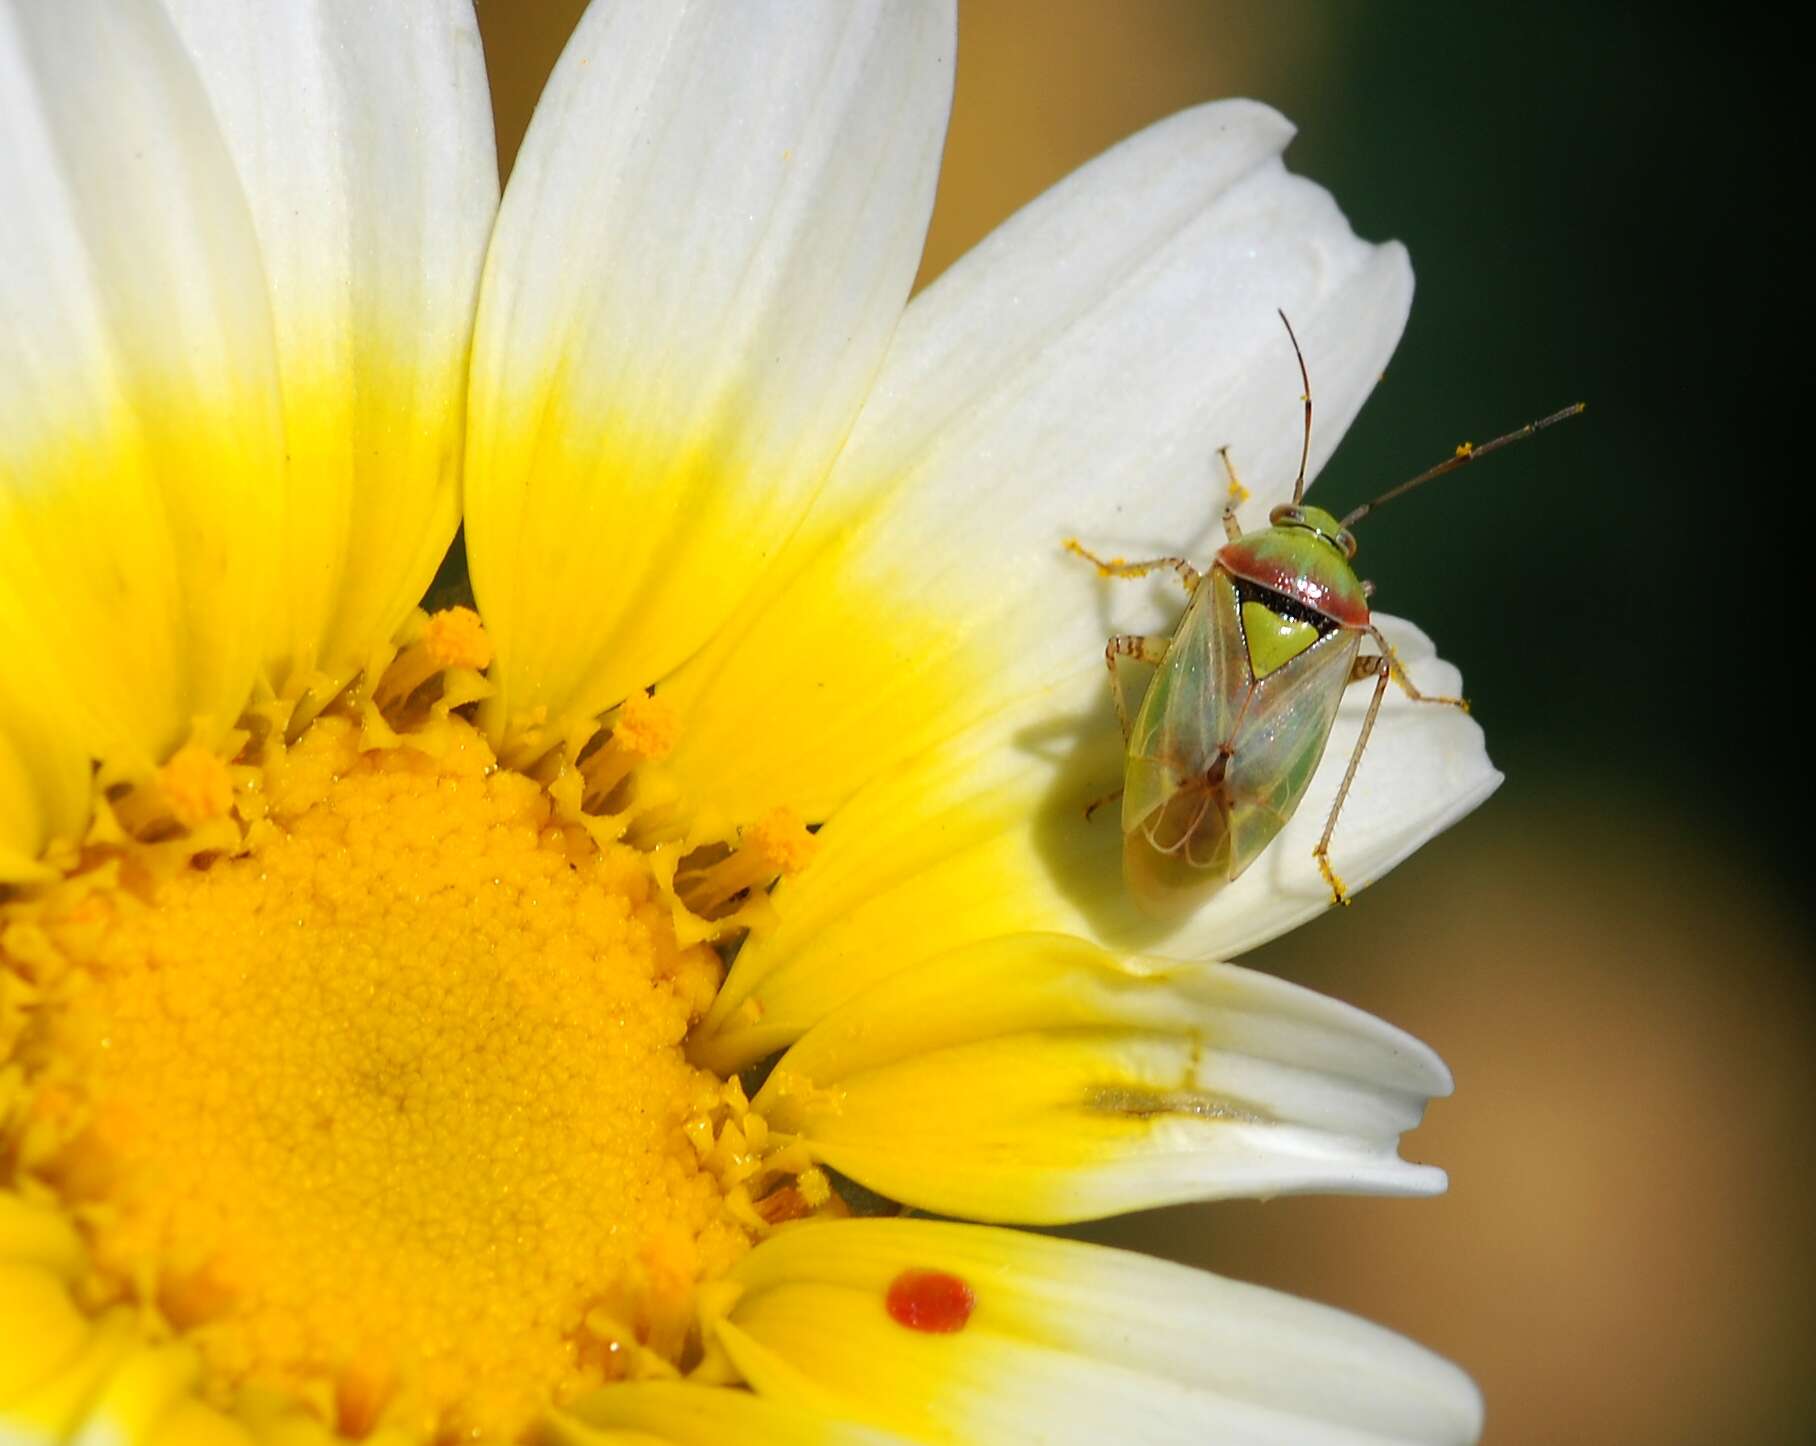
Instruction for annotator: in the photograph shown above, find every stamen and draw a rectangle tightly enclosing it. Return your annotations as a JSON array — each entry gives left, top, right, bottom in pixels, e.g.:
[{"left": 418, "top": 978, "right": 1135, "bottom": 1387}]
[
  {"left": 753, "top": 1167, "right": 833, "bottom": 1225},
  {"left": 423, "top": 606, "right": 493, "bottom": 671},
  {"left": 614, "top": 690, "right": 680, "bottom": 760},
  {"left": 579, "top": 690, "right": 680, "bottom": 811},
  {"left": 156, "top": 744, "right": 234, "bottom": 829},
  {"left": 372, "top": 606, "right": 492, "bottom": 712},
  {"left": 107, "top": 740, "right": 239, "bottom": 841},
  {"left": 673, "top": 807, "right": 818, "bottom": 919}
]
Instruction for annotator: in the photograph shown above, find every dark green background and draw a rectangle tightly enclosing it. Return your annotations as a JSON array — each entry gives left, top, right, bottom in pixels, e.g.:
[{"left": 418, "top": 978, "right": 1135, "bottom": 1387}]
[{"left": 1278, "top": 5, "right": 1774, "bottom": 856}]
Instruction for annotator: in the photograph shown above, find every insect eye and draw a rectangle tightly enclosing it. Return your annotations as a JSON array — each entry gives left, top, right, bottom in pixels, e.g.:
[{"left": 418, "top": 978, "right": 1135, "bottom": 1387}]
[
  {"left": 1337, "top": 529, "right": 1358, "bottom": 558},
  {"left": 1268, "top": 504, "right": 1303, "bottom": 526}
]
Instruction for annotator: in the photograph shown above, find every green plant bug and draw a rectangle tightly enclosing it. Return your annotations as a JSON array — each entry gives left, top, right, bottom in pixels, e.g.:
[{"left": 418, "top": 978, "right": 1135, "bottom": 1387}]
[{"left": 1068, "top": 312, "right": 1582, "bottom": 915}]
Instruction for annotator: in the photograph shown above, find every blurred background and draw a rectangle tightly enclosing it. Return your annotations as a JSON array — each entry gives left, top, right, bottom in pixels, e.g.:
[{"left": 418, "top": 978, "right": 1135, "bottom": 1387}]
[{"left": 476, "top": 5, "right": 1810, "bottom": 1442}]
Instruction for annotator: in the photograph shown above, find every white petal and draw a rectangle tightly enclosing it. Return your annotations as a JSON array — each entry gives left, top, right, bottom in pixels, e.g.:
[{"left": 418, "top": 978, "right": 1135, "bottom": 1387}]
[
  {"left": 660, "top": 99, "right": 1413, "bottom": 822},
  {"left": 160, "top": 0, "right": 499, "bottom": 691},
  {"left": 752, "top": 934, "right": 1451, "bottom": 1222},
  {"left": 721, "top": 1219, "right": 1483, "bottom": 1445},
  {"left": 0, "top": 0, "right": 285, "bottom": 775},
  {"left": 466, "top": 0, "right": 955, "bottom": 741}
]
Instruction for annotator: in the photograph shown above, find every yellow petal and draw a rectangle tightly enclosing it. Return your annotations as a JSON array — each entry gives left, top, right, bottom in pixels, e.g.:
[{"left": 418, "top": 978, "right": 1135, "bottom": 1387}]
[
  {"left": 0, "top": 682, "right": 88, "bottom": 881},
  {"left": 161, "top": 1, "right": 499, "bottom": 694},
  {"left": 751, "top": 934, "right": 1449, "bottom": 1222},
  {"left": 717, "top": 1218, "right": 1482, "bottom": 1444},
  {"left": 465, "top": 1, "right": 953, "bottom": 744},
  {"left": 556, "top": 1380, "right": 910, "bottom": 1446},
  {"left": 0, "top": 1264, "right": 91, "bottom": 1404},
  {"left": 1, "top": 1305, "right": 139, "bottom": 1442},
  {"left": 0, "top": 1192, "right": 85, "bottom": 1278},
  {"left": 69, "top": 1343, "right": 199, "bottom": 1446},
  {"left": 143, "top": 1401, "right": 257, "bottom": 1446},
  {"left": 0, "top": 0, "right": 285, "bottom": 777}
]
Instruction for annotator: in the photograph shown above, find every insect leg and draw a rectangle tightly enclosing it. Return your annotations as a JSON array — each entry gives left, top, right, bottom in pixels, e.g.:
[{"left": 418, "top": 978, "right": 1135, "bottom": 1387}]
[
  {"left": 1105, "top": 633, "right": 1169, "bottom": 743},
  {"left": 1217, "top": 446, "right": 1249, "bottom": 542},
  {"left": 1364, "top": 626, "right": 1470, "bottom": 712},
  {"left": 1314, "top": 657, "right": 1392, "bottom": 907},
  {"left": 1064, "top": 540, "right": 1200, "bottom": 594},
  {"left": 1082, "top": 785, "right": 1123, "bottom": 821}
]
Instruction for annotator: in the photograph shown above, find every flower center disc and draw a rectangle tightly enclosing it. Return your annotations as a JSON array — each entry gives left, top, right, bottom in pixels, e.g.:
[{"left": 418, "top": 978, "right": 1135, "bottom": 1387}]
[{"left": 13, "top": 714, "right": 745, "bottom": 1439}]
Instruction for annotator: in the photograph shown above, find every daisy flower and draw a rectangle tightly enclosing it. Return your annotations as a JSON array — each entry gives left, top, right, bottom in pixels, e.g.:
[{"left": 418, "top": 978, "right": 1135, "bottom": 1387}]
[{"left": 1, "top": 2, "right": 1495, "bottom": 1443}]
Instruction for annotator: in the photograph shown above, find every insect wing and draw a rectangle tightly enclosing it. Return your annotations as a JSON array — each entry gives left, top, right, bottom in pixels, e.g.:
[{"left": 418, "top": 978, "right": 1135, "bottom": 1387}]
[
  {"left": 1222, "top": 624, "right": 1361, "bottom": 879},
  {"left": 1122, "top": 571, "right": 1247, "bottom": 870}
]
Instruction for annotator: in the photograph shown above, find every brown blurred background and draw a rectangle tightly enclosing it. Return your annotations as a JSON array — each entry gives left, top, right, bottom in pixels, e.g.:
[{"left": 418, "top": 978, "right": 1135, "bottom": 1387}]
[{"left": 475, "top": 5, "right": 1811, "bottom": 1441}]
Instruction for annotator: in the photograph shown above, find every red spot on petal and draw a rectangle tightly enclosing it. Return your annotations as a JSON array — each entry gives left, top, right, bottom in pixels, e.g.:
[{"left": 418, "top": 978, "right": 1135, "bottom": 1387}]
[{"left": 885, "top": 1268, "right": 976, "bottom": 1333}]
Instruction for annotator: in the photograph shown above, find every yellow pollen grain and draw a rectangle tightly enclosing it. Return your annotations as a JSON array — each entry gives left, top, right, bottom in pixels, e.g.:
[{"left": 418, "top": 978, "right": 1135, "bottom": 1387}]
[
  {"left": 422, "top": 605, "right": 493, "bottom": 670},
  {"left": 156, "top": 743, "right": 234, "bottom": 828},
  {"left": 744, "top": 807, "right": 817, "bottom": 876},
  {"left": 18, "top": 716, "right": 745, "bottom": 1440},
  {"left": 613, "top": 691, "right": 679, "bottom": 762},
  {"left": 795, "top": 1167, "right": 831, "bottom": 1208}
]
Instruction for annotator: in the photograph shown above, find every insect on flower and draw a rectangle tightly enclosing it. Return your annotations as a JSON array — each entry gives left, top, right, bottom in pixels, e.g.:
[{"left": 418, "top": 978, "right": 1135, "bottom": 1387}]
[{"left": 1069, "top": 312, "right": 1582, "bottom": 915}]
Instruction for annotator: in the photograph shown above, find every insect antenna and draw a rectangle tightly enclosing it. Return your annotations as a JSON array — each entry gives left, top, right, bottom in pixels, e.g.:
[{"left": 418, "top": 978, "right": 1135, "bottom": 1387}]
[
  {"left": 1340, "top": 402, "right": 1586, "bottom": 529},
  {"left": 1278, "top": 309, "right": 1313, "bottom": 504}
]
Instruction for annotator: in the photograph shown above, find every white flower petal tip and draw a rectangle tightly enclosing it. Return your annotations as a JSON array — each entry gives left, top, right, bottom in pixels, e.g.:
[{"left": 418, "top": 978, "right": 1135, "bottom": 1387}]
[
  {"left": 717, "top": 1218, "right": 1484, "bottom": 1446},
  {"left": 465, "top": 0, "right": 957, "bottom": 744},
  {"left": 750, "top": 934, "right": 1453, "bottom": 1224}
]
